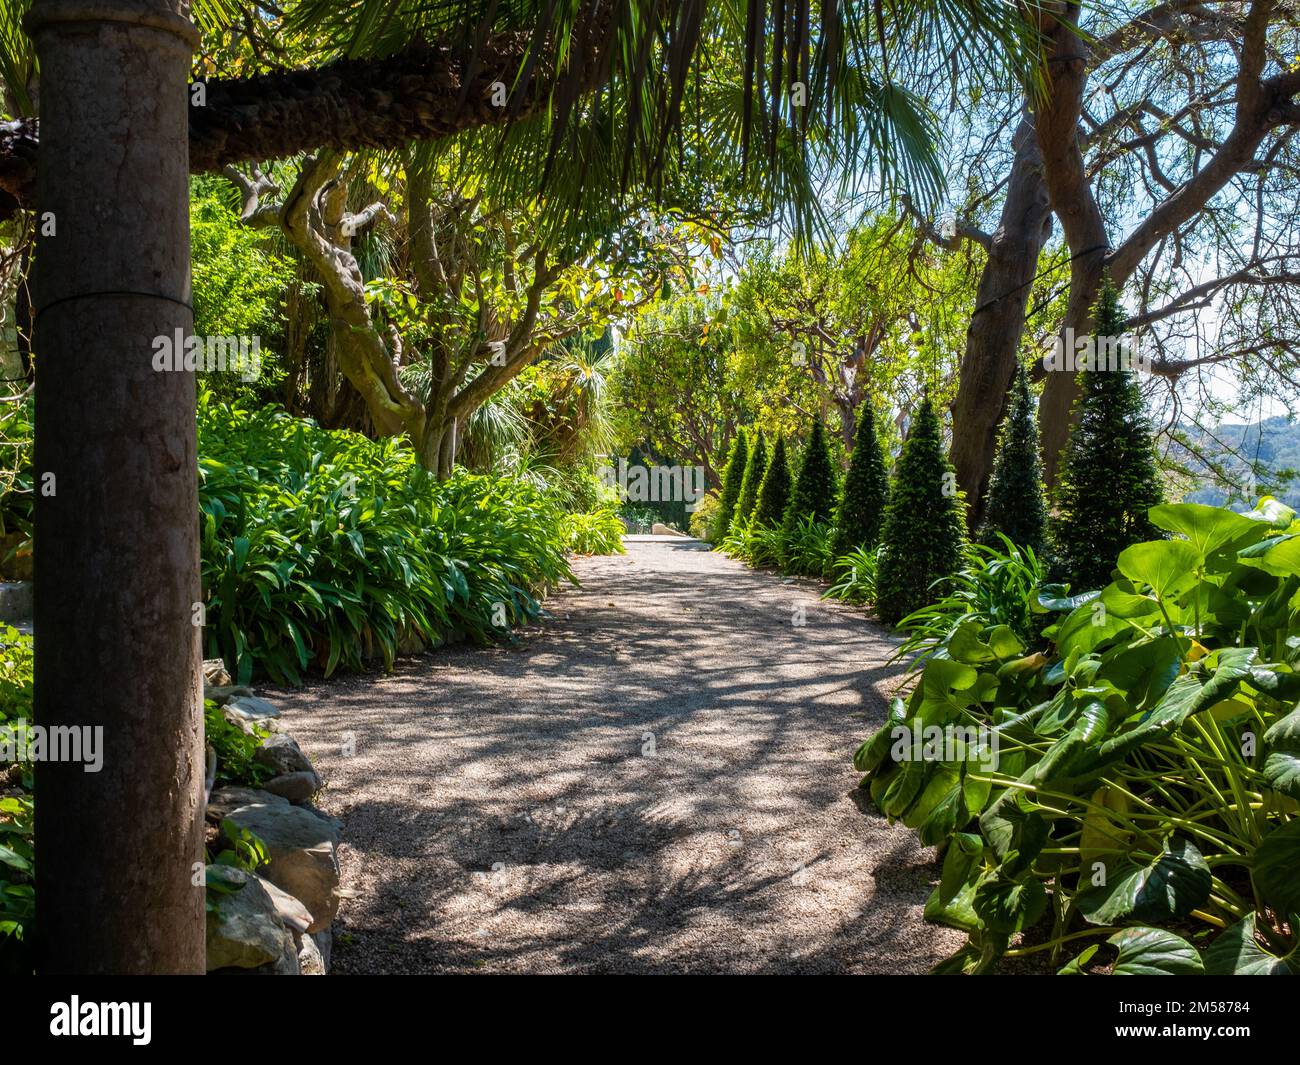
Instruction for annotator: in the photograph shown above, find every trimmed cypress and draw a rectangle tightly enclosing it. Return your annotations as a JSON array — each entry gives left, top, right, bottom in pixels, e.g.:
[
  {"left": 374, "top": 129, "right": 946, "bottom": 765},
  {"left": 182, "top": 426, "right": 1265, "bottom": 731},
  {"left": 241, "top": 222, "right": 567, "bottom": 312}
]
[
  {"left": 784, "top": 415, "right": 838, "bottom": 534},
  {"left": 1050, "top": 278, "right": 1164, "bottom": 589},
  {"left": 832, "top": 402, "right": 889, "bottom": 557},
  {"left": 735, "top": 431, "right": 768, "bottom": 526},
  {"left": 980, "top": 366, "right": 1048, "bottom": 555},
  {"left": 714, "top": 431, "right": 749, "bottom": 540},
  {"left": 875, "top": 397, "right": 968, "bottom": 626},
  {"left": 753, "top": 436, "right": 792, "bottom": 529}
]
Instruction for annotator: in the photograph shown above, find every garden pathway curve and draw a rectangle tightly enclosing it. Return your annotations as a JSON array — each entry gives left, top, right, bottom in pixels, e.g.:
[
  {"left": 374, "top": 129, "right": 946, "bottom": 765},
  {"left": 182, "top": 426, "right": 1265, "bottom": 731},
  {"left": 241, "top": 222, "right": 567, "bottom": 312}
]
[{"left": 273, "top": 539, "right": 961, "bottom": 973}]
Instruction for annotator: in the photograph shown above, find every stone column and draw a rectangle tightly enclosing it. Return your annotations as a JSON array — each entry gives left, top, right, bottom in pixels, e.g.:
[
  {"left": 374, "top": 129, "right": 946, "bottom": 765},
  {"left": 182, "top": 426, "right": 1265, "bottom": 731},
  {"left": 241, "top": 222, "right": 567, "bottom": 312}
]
[{"left": 27, "top": 0, "right": 204, "bottom": 973}]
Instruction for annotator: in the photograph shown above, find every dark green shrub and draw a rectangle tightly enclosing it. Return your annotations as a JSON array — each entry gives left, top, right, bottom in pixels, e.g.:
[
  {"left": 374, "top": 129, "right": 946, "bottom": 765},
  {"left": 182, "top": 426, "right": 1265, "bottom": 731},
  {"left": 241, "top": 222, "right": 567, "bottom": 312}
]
[
  {"left": 784, "top": 415, "right": 838, "bottom": 535},
  {"left": 735, "top": 431, "right": 768, "bottom": 526},
  {"left": 714, "top": 432, "right": 748, "bottom": 540},
  {"left": 753, "top": 436, "right": 792, "bottom": 529},
  {"left": 980, "top": 366, "right": 1047, "bottom": 555},
  {"left": 875, "top": 398, "right": 968, "bottom": 626},
  {"left": 1050, "top": 278, "right": 1163, "bottom": 589},
  {"left": 833, "top": 403, "right": 889, "bottom": 557}
]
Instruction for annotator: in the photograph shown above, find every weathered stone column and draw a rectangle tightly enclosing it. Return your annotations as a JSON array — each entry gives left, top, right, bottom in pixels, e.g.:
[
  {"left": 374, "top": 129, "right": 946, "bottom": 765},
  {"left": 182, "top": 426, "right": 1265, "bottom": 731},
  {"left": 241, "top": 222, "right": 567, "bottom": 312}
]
[{"left": 27, "top": 0, "right": 204, "bottom": 973}]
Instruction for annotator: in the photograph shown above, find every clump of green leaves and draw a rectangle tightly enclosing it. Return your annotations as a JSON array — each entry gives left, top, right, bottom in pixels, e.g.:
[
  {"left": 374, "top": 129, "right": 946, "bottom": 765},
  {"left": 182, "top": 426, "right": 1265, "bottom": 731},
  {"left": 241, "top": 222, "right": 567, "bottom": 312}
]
[
  {"left": 200, "top": 394, "right": 574, "bottom": 684},
  {"left": 825, "top": 545, "right": 881, "bottom": 604},
  {"left": 204, "top": 700, "right": 272, "bottom": 787},
  {"left": 560, "top": 507, "right": 627, "bottom": 555}
]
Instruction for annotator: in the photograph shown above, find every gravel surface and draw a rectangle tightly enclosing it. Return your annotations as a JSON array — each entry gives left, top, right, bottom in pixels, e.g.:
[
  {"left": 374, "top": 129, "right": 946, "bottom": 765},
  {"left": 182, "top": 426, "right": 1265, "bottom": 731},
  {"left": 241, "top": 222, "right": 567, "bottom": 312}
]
[{"left": 271, "top": 540, "right": 962, "bottom": 973}]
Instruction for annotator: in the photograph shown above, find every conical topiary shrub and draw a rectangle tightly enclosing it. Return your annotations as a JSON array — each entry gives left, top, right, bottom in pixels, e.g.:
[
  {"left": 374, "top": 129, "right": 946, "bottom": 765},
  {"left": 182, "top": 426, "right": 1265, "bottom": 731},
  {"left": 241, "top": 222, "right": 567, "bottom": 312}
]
[
  {"left": 714, "top": 431, "right": 749, "bottom": 541},
  {"left": 753, "top": 436, "right": 792, "bottom": 529},
  {"left": 832, "top": 403, "right": 888, "bottom": 557},
  {"left": 875, "top": 397, "right": 968, "bottom": 626},
  {"left": 735, "top": 431, "right": 768, "bottom": 527},
  {"left": 1050, "top": 278, "right": 1163, "bottom": 589},
  {"left": 783, "top": 415, "right": 838, "bottom": 535},
  {"left": 980, "top": 366, "right": 1047, "bottom": 555}
]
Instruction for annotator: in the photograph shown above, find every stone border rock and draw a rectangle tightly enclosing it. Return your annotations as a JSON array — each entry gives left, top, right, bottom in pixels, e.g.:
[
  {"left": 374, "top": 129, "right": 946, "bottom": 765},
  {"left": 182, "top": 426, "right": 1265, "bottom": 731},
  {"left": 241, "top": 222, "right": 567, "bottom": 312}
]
[{"left": 203, "top": 659, "right": 342, "bottom": 975}]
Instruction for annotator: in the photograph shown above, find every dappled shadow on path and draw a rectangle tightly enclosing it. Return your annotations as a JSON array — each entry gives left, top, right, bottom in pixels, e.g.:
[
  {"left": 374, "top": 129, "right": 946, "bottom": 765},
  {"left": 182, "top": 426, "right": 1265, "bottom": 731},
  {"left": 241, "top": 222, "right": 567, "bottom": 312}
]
[{"left": 271, "top": 543, "right": 960, "bottom": 973}]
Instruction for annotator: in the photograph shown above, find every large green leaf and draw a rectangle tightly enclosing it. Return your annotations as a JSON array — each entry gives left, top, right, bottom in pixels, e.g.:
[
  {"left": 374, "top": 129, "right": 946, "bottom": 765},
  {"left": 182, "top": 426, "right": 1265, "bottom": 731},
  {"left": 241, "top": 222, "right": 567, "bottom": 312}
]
[
  {"left": 1106, "top": 926, "right": 1205, "bottom": 975},
  {"left": 1117, "top": 539, "right": 1201, "bottom": 599},
  {"left": 1148, "top": 502, "right": 1262, "bottom": 561},
  {"left": 1261, "top": 707, "right": 1300, "bottom": 799},
  {"left": 1238, "top": 534, "right": 1300, "bottom": 578},
  {"left": 979, "top": 789, "right": 1047, "bottom": 874},
  {"left": 1241, "top": 496, "right": 1297, "bottom": 527},
  {"left": 1252, "top": 819, "right": 1300, "bottom": 917},
  {"left": 902, "top": 762, "right": 965, "bottom": 845},
  {"left": 1074, "top": 838, "right": 1211, "bottom": 925},
  {"left": 1204, "top": 915, "right": 1300, "bottom": 975},
  {"left": 973, "top": 873, "right": 1047, "bottom": 933}
]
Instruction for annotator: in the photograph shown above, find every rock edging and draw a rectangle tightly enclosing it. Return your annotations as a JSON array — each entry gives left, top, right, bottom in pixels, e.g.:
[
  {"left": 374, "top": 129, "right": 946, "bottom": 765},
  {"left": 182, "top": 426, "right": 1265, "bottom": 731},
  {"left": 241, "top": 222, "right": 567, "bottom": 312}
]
[{"left": 202, "top": 659, "right": 342, "bottom": 976}]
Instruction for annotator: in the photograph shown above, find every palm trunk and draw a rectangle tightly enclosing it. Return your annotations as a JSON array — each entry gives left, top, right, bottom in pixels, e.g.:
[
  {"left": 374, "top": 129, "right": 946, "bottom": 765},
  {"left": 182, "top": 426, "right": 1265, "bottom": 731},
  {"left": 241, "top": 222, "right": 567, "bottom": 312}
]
[{"left": 29, "top": 0, "right": 204, "bottom": 974}]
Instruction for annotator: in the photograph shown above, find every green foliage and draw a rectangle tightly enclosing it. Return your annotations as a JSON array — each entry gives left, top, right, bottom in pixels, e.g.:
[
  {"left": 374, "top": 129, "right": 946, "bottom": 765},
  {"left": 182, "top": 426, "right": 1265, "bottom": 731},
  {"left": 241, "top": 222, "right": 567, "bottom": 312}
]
[
  {"left": 980, "top": 367, "right": 1047, "bottom": 555},
  {"left": 199, "top": 394, "right": 573, "bottom": 684},
  {"left": 204, "top": 700, "right": 272, "bottom": 787},
  {"left": 0, "top": 626, "right": 33, "bottom": 971},
  {"left": 875, "top": 398, "right": 968, "bottom": 625},
  {"left": 855, "top": 500, "right": 1300, "bottom": 975},
  {"left": 189, "top": 175, "right": 296, "bottom": 402},
  {"left": 0, "top": 626, "right": 32, "bottom": 725},
  {"left": 784, "top": 416, "right": 838, "bottom": 536},
  {"left": 1050, "top": 279, "right": 1163, "bottom": 589},
  {"left": 0, "top": 792, "right": 32, "bottom": 970},
  {"left": 782, "top": 516, "right": 835, "bottom": 577},
  {"left": 735, "top": 432, "right": 768, "bottom": 527},
  {"left": 893, "top": 535, "right": 1047, "bottom": 664},
  {"left": 714, "top": 432, "right": 749, "bottom": 541},
  {"left": 753, "top": 436, "right": 792, "bottom": 529},
  {"left": 688, "top": 491, "right": 721, "bottom": 541},
  {"left": 0, "top": 397, "right": 33, "bottom": 549},
  {"left": 205, "top": 822, "right": 272, "bottom": 915},
  {"left": 825, "top": 546, "right": 882, "bottom": 604},
  {"left": 212, "top": 820, "right": 270, "bottom": 875},
  {"left": 833, "top": 402, "right": 889, "bottom": 557},
  {"left": 560, "top": 507, "right": 627, "bottom": 555}
]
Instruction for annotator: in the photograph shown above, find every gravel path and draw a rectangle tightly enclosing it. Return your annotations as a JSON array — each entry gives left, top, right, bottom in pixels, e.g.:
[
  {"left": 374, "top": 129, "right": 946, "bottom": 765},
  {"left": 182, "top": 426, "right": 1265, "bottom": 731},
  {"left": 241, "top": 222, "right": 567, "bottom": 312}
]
[{"left": 272, "top": 540, "right": 961, "bottom": 973}]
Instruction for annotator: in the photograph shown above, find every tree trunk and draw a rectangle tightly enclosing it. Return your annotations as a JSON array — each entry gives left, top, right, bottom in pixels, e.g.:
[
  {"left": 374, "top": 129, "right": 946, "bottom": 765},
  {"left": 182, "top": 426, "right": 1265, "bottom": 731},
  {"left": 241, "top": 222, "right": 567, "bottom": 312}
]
[
  {"left": 29, "top": 0, "right": 204, "bottom": 973},
  {"left": 1032, "top": 6, "right": 1111, "bottom": 487},
  {"left": 948, "top": 111, "right": 1053, "bottom": 527}
]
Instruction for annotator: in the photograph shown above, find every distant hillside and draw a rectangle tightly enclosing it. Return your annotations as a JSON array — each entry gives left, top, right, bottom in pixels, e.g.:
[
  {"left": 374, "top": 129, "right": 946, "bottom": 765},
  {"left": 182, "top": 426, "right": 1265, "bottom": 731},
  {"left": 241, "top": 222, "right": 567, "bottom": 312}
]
[{"left": 1175, "top": 416, "right": 1300, "bottom": 509}]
